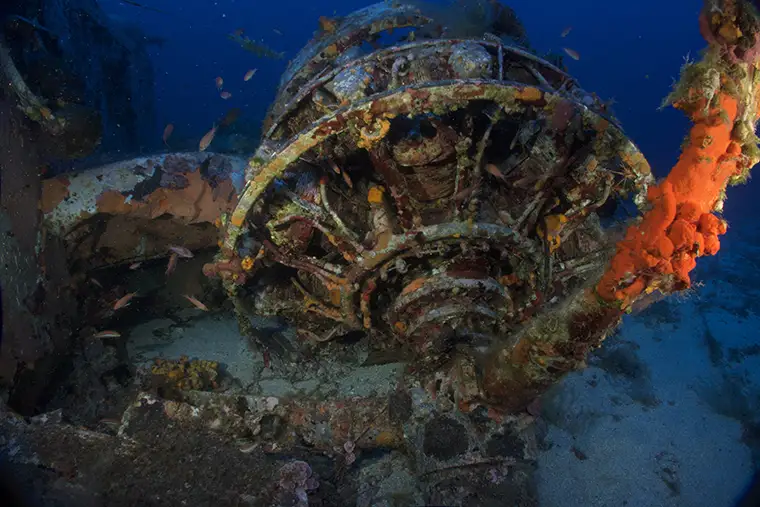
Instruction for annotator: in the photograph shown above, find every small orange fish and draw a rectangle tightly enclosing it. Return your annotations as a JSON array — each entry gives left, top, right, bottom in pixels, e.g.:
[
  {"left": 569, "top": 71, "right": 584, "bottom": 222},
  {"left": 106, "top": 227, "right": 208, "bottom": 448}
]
[
  {"left": 452, "top": 185, "right": 476, "bottom": 201},
  {"left": 220, "top": 91, "right": 232, "bottom": 100},
  {"left": 113, "top": 292, "right": 137, "bottom": 310},
  {"left": 563, "top": 47, "right": 580, "bottom": 61},
  {"left": 498, "top": 210, "right": 515, "bottom": 225},
  {"left": 129, "top": 262, "right": 142, "bottom": 270},
  {"left": 162, "top": 123, "right": 174, "bottom": 147},
  {"left": 342, "top": 170, "right": 353, "bottom": 189},
  {"left": 93, "top": 330, "right": 122, "bottom": 339},
  {"left": 220, "top": 107, "right": 241, "bottom": 127},
  {"left": 561, "top": 26, "right": 572, "bottom": 38},
  {"left": 165, "top": 252, "right": 178, "bottom": 276},
  {"left": 485, "top": 163, "right": 506, "bottom": 181},
  {"left": 199, "top": 125, "right": 217, "bottom": 152},
  {"left": 215, "top": 76, "right": 224, "bottom": 90},
  {"left": 319, "top": 16, "right": 338, "bottom": 34},
  {"left": 329, "top": 160, "right": 341, "bottom": 174},
  {"left": 168, "top": 245, "right": 193, "bottom": 258},
  {"left": 183, "top": 294, "right": 209, "bottom": 311},
  {"left": 243, "top": 68, "right": 257, "bottom": 81}
]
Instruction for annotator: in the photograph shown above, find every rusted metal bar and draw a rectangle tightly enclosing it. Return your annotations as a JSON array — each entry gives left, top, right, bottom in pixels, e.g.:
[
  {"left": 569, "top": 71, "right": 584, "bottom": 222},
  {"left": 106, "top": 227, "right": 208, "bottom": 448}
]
[
  {"left": 318, "top": 177, "right": 362, "bottom": 245},
  {"left": 464, "top": 112, "right": 499, "bottom": 217},
  {"left": 263, "top": 240, "right": 345, "bottom": 280},
  {"left": 0, "top": 39, "right": 63, "bottom": 134}
]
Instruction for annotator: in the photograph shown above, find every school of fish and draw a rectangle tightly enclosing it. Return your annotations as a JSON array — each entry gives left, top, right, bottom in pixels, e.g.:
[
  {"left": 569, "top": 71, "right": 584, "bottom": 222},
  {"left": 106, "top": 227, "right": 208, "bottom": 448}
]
[
  {"left": 172, "top": 41, "right": 262, "bottom": 151},
  {"left": 99, "top": 244, "right": 211, "bottom": 338}
]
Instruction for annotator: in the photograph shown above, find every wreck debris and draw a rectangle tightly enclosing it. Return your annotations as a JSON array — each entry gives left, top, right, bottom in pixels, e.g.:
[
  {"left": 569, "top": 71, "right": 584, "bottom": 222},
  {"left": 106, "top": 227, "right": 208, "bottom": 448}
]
[
  {"left": 0, "top": 38, "right": 63, "bottom": 133},
  {"left": 269, "top": 3, "right": 432, "bottom": 124},
  {"left": 41, "top": 152, "right": 247, "bottom": 269},
  {"left": 0, "top": 395, "right": 277, "bottom": 506},
  {"left": 227, "top": 30, "right": 285, "bottom": 59},
  {"left": 0, "top": 37, "right": 103, "bottom": 157},
  {"left": 208, "top": 1, "right": 656, "bottom": 415},
  {"left": 0, "top": 381, "right": 541, "bottom": 505},
  {"left": 0, "top": 97, "right": 58, "bottom": 397},
  {"left": 276, "top": 460, "right": 320, "bottom": 506}
]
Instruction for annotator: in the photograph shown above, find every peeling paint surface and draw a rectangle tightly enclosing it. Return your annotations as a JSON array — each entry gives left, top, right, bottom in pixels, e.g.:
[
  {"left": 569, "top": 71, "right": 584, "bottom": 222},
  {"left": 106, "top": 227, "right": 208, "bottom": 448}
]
[{"left": 42, "top": 152, "right": 247, "bottom": 235}]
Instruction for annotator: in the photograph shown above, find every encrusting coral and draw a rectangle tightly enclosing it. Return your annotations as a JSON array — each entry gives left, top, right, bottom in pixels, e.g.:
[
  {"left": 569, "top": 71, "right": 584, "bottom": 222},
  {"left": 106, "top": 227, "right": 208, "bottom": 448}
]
[{"left": 150, "top": 356, "right": 219, "bottom": 391}]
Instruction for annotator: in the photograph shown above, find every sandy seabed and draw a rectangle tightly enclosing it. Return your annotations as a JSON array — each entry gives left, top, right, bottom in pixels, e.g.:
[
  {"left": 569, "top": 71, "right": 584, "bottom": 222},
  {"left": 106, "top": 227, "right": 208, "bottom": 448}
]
[{"left": 536, "top": 223, "right": 760, "bottom": 507}]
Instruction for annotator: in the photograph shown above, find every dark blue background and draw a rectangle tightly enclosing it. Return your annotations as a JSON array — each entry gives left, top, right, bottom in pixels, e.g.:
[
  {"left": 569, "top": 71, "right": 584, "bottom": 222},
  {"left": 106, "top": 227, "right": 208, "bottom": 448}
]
[{"left": 97, "top": 0, "right": 758, "bottom": 222}]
